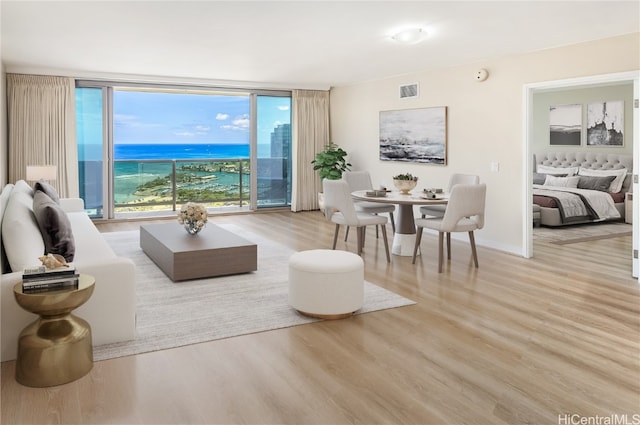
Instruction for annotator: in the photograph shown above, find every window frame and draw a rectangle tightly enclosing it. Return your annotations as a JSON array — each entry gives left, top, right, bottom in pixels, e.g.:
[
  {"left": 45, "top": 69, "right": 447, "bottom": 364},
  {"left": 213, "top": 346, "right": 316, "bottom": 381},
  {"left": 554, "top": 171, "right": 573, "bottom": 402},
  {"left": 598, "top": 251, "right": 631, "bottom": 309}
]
[{"left": 76, "top": 80, "right": 292, "bottom": 219}]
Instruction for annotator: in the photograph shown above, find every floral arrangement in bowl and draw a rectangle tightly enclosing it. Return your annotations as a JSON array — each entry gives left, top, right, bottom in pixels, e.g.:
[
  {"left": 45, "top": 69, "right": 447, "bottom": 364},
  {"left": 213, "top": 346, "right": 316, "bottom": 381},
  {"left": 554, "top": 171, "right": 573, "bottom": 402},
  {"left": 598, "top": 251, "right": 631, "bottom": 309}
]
[
  {"left": 392, "top": 173, "right": 418, "bottom": 194},
  {"left": 177, "top": 202, "right": 208, "bottom": 235}
]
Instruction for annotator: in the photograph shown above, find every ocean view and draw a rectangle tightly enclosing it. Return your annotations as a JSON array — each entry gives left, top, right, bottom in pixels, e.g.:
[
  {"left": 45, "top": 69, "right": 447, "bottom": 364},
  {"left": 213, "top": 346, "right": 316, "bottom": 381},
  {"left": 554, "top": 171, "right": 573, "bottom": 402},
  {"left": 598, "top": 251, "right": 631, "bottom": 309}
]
[
  {"left": 79, "top": 143, "right": 257, "bottom": 161},
  {"left": 78, "top": 143, "right": 278, "bottom": 208}
]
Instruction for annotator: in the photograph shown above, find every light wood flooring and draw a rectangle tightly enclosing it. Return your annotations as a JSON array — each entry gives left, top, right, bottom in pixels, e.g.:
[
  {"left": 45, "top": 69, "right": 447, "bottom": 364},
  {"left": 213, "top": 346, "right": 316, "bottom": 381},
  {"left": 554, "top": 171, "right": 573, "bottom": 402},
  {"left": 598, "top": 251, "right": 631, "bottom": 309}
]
[{"left": 2, "top": 211, "right": 639, "bottom": 424}]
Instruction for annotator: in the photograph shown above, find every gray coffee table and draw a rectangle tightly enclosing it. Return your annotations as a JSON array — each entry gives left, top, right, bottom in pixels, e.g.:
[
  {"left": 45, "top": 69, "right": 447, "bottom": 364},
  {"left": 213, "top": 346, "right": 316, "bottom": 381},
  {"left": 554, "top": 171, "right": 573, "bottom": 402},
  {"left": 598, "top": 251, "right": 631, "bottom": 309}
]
[{"left": 140, "top": 223, "right": 257, "bottom": 281}]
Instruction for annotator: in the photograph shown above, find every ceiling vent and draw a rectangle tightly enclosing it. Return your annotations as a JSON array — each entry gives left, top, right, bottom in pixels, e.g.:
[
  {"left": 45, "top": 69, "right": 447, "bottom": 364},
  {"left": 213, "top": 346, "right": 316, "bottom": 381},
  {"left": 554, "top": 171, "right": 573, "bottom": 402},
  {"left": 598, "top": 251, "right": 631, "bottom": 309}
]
[{"left": 399, "top": 83, "right": 419, "bottom": 99}]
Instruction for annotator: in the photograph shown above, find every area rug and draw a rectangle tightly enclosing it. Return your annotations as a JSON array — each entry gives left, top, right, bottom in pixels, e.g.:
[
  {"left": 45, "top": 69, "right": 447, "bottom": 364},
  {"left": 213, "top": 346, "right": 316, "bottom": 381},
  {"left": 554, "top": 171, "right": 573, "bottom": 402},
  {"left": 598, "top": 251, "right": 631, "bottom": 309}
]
[
  {"left": 533, "top": 222, "right": 632, "bottom": 245},
  {"left": 95, "top": 226, "right": 415, "bottom": 361}
]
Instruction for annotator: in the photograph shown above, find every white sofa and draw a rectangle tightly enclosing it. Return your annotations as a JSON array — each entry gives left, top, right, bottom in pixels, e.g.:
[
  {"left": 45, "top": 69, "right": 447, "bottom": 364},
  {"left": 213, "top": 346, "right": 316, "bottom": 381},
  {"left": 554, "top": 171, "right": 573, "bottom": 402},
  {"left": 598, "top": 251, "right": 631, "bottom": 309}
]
[{"left": 1, "top": 180, "right": 136, "bottom": 361}]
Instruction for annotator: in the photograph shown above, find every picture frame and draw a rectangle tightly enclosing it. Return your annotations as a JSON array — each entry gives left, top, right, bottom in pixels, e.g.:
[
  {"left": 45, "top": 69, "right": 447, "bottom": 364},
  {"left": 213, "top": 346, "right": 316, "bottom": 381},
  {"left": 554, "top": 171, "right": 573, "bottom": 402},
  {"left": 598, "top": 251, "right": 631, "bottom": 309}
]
[
  {"left": 586, "top": 100, "right": 624, "bottom": 146},
  {"left": 379, "top": 106, "right": 447, "bottom": 165},
  {"left": 549, "top": 104, "right": 581, "bottom": 146}
]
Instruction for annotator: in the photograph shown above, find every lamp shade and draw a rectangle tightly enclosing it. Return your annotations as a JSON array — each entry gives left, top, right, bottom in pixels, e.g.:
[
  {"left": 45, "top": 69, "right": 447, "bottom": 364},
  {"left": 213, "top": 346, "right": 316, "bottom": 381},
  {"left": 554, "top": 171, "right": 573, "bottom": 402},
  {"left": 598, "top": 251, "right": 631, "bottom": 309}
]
[{"left": 26, "top": 165, "right": 57, "bottom": 181}]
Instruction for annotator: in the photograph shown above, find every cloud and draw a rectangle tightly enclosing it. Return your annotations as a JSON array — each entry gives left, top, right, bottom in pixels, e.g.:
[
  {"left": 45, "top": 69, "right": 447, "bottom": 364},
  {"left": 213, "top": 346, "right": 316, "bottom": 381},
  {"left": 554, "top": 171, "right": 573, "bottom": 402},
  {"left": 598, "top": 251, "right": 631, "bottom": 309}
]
[
  {"left": 174, "top": 131, "right": 195, "bottom": 137},
  {"left": 114, "top": 113, "right": 163, "bottom": 129},
  {"left": 216, "top": 113, "right": 229, "bottom": 120},
  {"left": 114, "top": 113, "right": 138, "bottom": 123},
  {"left": 221, "top": 114, "right": 250, "bottom": 131},
  {"left": 232, "top": 114, "right": 250, "bottom": 128},
  {"left": 194, "top": 125, "right": 210, "bottom": 132},
  {"left": 277, "top": 106, "right": 290, "bottom": 111}
]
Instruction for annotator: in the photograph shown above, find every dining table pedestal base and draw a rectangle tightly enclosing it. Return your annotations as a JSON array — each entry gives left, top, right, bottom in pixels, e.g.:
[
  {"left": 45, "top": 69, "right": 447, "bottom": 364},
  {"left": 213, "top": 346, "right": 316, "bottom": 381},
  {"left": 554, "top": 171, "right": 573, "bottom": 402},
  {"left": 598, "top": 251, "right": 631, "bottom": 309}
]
[
  {"left": 392, "top": 233, "right": 421, "bottom": 256},
  {"left": 350, "top": 189, "right": 448, "bottom": 258}
]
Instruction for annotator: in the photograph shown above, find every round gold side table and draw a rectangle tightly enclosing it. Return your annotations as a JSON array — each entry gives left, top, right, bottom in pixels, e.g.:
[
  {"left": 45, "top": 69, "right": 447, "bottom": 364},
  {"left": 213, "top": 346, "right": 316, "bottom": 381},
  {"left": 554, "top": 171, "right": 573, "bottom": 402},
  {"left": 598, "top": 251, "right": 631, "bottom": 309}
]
[{"left": 13, "top": 274, "right": 95, "bottom": 387}]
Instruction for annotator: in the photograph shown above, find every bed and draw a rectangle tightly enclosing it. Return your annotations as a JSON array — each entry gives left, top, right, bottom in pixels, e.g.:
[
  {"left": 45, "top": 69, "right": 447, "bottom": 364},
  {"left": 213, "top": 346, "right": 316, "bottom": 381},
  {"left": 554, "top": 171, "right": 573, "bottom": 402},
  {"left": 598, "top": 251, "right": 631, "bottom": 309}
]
[{"left": 533, "top": 152, "right": 632, "bottom": 227}]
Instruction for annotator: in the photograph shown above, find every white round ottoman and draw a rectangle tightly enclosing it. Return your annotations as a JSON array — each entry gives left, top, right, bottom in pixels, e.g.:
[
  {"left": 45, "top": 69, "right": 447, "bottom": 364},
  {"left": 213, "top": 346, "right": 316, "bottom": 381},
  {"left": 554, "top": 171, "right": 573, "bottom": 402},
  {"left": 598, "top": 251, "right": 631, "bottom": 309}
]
[{"left": 288, "top": 249, "right": 364, "bottom": 319}]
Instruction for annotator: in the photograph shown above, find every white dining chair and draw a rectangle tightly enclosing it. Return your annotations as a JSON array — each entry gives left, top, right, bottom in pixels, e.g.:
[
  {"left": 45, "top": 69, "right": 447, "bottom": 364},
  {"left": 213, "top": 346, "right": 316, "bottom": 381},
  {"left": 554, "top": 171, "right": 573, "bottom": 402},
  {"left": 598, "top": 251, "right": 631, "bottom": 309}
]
[
  {"left": 412, "top": 183, "right": 486, "bottom": 272},
  {"left": 323, "top": 179, "right": 391, "bottom": 263},
  {"left": 420, "top": 173, "right": 480, "bottom": 218},
  {"left": 343, "top": 171, "right": 396, "bottom": 237}
]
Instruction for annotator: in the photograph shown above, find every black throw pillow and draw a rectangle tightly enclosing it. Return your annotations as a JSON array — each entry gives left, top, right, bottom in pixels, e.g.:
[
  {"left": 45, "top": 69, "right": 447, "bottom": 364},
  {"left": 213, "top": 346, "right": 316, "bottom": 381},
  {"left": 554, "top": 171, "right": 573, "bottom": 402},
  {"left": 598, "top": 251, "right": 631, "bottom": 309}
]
[
  {"left": 577, "top": 175, "right": 616, "bottom": 192},
  {"left": 32, "top": 190, "right": 75, "bottom": 262},
  {"left": 34, "top": 179, "right": 60, "bottom": 204}
]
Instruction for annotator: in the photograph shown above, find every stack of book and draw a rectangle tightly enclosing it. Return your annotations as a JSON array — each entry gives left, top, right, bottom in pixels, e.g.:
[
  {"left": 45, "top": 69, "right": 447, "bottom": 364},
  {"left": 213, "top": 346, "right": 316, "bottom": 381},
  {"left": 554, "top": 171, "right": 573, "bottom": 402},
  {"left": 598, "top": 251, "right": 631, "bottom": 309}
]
[{"left": 22, "top": 265, "right": 79, "bottom": 292}]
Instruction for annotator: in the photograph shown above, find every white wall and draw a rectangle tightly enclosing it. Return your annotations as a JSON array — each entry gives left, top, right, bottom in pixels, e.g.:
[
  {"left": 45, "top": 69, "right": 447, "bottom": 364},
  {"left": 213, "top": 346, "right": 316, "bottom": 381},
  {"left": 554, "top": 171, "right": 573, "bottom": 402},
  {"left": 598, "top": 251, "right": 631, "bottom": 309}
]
[{"left": 329, "top": 33, "right": 640, "bottom": 255}]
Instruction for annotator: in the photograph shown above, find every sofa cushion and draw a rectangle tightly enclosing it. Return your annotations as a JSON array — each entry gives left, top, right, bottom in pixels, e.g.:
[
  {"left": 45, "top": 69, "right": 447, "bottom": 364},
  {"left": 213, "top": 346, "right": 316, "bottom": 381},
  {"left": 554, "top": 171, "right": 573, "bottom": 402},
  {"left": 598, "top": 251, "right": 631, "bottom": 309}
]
[
  {"left": 2, "top": 181, "right": 44, "bottom": 272},
  {"left": 0, "top": 183, "right": 14, "bottom": 223},
  {"left": 33, "top": 190, "right": 75, "bottom": 262},
  {"left": 0, "top": 184, "right": 15, "bottom": 274},
  {"left": 34, "top": 179, "right": 60, "bottom": 204}
]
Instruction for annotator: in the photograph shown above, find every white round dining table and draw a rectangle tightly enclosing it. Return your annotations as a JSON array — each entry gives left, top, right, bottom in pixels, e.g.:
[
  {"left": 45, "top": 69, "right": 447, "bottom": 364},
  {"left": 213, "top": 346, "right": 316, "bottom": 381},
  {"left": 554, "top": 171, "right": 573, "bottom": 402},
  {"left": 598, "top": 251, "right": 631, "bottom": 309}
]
[{"left": 351, "top": 189, "right": 448, "bottom": 256}]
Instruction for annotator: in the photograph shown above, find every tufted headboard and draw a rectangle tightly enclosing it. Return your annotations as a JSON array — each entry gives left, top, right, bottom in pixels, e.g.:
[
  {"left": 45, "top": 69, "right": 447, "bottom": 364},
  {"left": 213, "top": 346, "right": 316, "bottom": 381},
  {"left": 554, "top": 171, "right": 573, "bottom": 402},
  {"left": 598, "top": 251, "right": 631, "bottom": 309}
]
[
  {"left": 534, "top": 151, "right": 632, "bottom": 171},
  {"left": 534, "top": 151, "right": 633, "bottom": 191}
]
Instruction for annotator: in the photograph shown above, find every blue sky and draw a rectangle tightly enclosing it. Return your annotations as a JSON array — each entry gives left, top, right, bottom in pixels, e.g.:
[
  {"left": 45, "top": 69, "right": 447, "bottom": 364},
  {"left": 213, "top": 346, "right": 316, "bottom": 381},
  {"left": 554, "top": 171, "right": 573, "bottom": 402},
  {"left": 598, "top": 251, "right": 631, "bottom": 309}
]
[
  {"left": 76, "top": 88, "right": 291, "bottom": 146},
  {"left": 113, "top": 90, "right": 290, "bottom": 145}
]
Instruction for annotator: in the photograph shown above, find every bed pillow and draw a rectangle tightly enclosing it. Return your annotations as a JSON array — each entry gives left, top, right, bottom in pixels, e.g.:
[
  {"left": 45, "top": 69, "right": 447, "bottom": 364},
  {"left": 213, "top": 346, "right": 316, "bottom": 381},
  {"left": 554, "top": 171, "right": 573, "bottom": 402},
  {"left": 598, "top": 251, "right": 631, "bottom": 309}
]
[
  {"left": 543, "top": 175, "right": 580, "bottom": 188},
  {"left": 532, "top": 173, "right": 547, "bottom": 185},
  {"left": 32, "top": 190, "right": 75, "bottom": 262},
  {"left": 34, "top": 179, "right": 60, "bottom": 204},
  {"left": 577, "top": 168, "right": 627, "bottom": 193},
  {"left": 577, "top": 175, "right": 616, "bottom": 192},
  {"left": 537, "top": 165, "right": 578, "bottom": 176}
]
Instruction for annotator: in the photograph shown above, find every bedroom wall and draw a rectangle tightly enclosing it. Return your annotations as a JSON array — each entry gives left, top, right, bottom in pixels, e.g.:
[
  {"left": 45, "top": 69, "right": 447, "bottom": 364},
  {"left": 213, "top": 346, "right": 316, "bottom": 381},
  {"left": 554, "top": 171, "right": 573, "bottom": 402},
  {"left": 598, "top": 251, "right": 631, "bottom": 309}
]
[
  {"left": 329, "top": 32, "right": 640, "bottom": 255},
  {"left": 532, "top": 83, "right": 634, "bottom": 156}
]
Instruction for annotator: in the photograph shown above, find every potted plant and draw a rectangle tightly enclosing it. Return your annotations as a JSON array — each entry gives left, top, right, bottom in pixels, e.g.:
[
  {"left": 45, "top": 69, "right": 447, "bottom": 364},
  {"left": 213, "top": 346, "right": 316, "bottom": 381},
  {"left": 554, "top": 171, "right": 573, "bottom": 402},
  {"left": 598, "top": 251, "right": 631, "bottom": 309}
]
[
  {"left": 312, "top": 143, "right": 351, "bottom": 212},
  {"left": 312, "top": 142, "right": 352, "bottom": 181}
]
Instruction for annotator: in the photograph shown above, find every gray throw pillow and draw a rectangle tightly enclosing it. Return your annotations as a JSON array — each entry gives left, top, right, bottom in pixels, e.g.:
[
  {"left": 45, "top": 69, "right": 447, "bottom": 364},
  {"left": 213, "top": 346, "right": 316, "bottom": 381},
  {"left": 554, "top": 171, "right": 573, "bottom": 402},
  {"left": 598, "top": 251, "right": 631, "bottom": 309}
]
[
  {"left": 34, "top": 179, "right": 60, "bottom": 204},
  {"left": 577, "top": 175, "right": 616, "bottom": 192},
  {"left": 533, "top": 173, "right": 546, "bottom": 184},
  {"left": 32, "top": 190, "right": 75, "bottom": 262}
]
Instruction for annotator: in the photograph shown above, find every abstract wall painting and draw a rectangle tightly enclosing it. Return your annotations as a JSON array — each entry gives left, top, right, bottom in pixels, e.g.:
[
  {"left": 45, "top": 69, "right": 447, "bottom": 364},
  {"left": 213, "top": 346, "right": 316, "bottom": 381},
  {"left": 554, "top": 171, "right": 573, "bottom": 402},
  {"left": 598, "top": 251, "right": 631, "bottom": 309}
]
[
  {"left": 379, "top": 107, "right": 447, "bottom": 165},
  {"left": 549, "top": 104, "right": 582, "bottom": 146},
  {"left": 586, "top": 101, "right": 624, "bottom": 146}
]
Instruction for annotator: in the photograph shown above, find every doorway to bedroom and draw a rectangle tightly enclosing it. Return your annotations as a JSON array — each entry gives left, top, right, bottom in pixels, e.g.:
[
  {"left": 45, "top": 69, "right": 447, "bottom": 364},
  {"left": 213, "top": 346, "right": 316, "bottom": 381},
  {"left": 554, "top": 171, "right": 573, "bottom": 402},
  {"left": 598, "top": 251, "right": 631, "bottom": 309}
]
[{"left": 524, "top": 71, "right": 640, "bottom": 279}]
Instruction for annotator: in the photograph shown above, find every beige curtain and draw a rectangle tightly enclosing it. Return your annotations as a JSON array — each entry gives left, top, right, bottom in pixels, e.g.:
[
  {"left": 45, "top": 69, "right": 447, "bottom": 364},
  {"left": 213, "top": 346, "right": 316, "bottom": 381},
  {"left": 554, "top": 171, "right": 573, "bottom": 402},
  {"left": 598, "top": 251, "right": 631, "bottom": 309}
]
[
  {"left": 7, "top": 74, "right": 78, "bottom": 197},
  {"left": 291, "top": 89, "right": 330, "bottom": 212}
]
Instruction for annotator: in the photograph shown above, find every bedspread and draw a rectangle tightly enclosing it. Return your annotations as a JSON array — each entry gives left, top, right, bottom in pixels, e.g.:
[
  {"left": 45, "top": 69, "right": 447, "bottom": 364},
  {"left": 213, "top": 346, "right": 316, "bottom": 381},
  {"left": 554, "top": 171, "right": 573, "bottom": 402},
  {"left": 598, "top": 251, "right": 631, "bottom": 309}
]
[{"left": 533, "top": 184, "right": 621, "bottom": 223}]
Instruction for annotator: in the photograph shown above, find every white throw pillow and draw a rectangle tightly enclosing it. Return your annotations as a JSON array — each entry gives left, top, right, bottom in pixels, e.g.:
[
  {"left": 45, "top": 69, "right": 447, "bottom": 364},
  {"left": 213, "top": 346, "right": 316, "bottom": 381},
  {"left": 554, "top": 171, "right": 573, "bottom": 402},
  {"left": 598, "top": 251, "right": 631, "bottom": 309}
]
[
  {"left": 577, "top": 168, "right": 627, "bottom": 193},
  {"left": 543, "top": 175, "right": 580, "bottom": 188},
  {"left": 536, "top": 165, "right": 579, "bottom": 176},
  {"left": 1, "top": 181, "right": 45, "bottom": 272}
]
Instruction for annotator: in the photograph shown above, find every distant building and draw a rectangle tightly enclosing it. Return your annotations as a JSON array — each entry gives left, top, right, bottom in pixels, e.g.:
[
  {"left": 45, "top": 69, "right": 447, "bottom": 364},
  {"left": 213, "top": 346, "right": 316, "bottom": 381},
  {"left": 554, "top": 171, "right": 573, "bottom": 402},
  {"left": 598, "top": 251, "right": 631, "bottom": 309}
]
[
  {"left": 257, "top": 123, "right": 292, "bottom": 206},
  {"left": 270, "top": 123, "right": 291, "bottom": 159}
]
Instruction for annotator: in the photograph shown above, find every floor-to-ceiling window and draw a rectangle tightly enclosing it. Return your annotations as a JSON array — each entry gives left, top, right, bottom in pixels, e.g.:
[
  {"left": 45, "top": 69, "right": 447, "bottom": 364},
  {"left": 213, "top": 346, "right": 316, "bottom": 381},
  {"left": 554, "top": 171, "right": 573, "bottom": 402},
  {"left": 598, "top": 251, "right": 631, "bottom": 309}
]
[
  {"left": 256, "top": 95, "right": 292, "bottom": 207},
  {"left": 76, "top": 87, "right": 105, "bottom": 218},
  {"left": 75, "top": 82, "right": 292, "bottom": 219}
]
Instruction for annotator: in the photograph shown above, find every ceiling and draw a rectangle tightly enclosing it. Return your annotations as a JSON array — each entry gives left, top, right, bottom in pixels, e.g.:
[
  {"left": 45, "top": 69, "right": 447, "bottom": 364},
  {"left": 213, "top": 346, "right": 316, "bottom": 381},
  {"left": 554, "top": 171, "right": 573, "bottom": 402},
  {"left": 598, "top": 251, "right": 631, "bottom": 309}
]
[{"left": 2, "top": 1, "right": 639, "bottom": 89}]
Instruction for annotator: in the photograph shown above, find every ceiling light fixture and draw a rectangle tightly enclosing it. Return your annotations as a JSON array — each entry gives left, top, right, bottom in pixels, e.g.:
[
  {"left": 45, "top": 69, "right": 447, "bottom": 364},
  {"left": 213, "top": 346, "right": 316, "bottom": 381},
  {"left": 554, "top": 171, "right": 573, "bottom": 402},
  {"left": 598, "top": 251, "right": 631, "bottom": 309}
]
[{"left": 391, "top": 28, "right": 426, "bottom": 45}]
